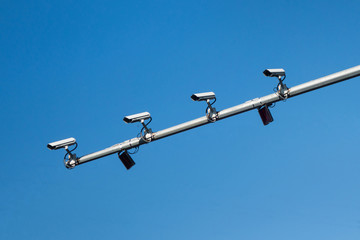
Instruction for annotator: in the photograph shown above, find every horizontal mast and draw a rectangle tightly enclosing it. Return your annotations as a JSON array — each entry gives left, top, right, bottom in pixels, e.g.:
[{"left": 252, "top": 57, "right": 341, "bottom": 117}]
[{"left": 77, "top": 65, "right": 360, "bottom": 166}]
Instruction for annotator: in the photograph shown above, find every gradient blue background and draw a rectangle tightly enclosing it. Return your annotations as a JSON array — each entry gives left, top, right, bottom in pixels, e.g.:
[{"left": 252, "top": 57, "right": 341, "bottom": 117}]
[{"left": 1, "top": 0, "right": 360, "bottom": 239}]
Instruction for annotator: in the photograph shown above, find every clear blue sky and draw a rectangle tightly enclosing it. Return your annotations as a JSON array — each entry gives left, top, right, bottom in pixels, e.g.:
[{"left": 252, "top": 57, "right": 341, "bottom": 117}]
[{"left": 1, "top": 0, "right": 360, "bottom": 239}]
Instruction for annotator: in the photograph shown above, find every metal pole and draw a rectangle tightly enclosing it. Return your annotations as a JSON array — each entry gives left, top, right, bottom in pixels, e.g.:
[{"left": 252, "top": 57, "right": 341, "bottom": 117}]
[{"left": 76, "top": 65, "right": 360, "bottom": 166}]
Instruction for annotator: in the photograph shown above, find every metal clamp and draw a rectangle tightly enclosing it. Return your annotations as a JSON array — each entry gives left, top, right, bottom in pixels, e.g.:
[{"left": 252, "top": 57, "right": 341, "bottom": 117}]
[
  {"left": 64, "top": 146, "right": 78, "bottom": 169},
  {"left": 206, "top": 99, "right": 218, "bottom": 122},
  {"left": 276, "top": 76, "right": 289, "bottom": 99},
  {"left": 140, "top": 119, "right": 153, "bottom": 142}
]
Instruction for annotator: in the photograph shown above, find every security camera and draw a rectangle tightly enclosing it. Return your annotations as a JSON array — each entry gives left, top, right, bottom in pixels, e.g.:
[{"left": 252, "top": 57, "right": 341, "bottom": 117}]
[
  {"left": 191, "top": 91, "right": 218, "bottom": 122},
  {"left": 191, "top": 92, "right": 216, "bottom": 101},
  {"left": 123, "top": 112, "right": 151, "bottom": 123},
  {"left": 47, "top": 137, "right": 76, "bottom": 150},
  {"left": 263, "top": 69, "right": 286, "bottom": 78},
  {"left": 263, "top": 68, "right": 289, "bottom": 98}
]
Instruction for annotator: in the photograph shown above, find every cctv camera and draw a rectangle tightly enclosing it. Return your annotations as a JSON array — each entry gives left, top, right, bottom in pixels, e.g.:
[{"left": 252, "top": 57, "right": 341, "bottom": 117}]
[
  {"left": 263, "top": 69, "right": 286, "bottom": 78},
  {"left": 191, "top": 92, "right": 216, "bottom": 101},
  {"left": 123, "top": 112, "right": 151, "bottom": 123},
  {"left": 47, "top": 137, "right": 76, "bottom": 150}
]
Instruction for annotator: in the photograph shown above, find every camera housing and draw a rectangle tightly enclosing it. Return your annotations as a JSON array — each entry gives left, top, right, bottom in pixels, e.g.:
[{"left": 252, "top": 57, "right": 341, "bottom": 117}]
[
  {"left": 191, "top": 92, "right": 216, "bottom": 101},
  {"left": 123, "top": 112, "right": 151, "bottom": 123},
  {"left": 47, "top": 137, "right": 77, "bottom": 150},
  {"left": 263, "top": 69, "right": 286, "bottom": 78}
]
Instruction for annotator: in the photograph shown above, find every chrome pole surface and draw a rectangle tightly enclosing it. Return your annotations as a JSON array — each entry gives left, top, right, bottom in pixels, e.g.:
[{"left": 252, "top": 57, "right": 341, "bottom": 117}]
[{"left": 77, "top": 65, "right": 360, "bottom": 165}]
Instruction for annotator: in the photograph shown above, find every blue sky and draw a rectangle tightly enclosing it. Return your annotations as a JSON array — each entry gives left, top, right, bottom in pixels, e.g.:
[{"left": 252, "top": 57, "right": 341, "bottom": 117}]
[{"left": 1, "top": 0, "right": 360, "bottom": 239}]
